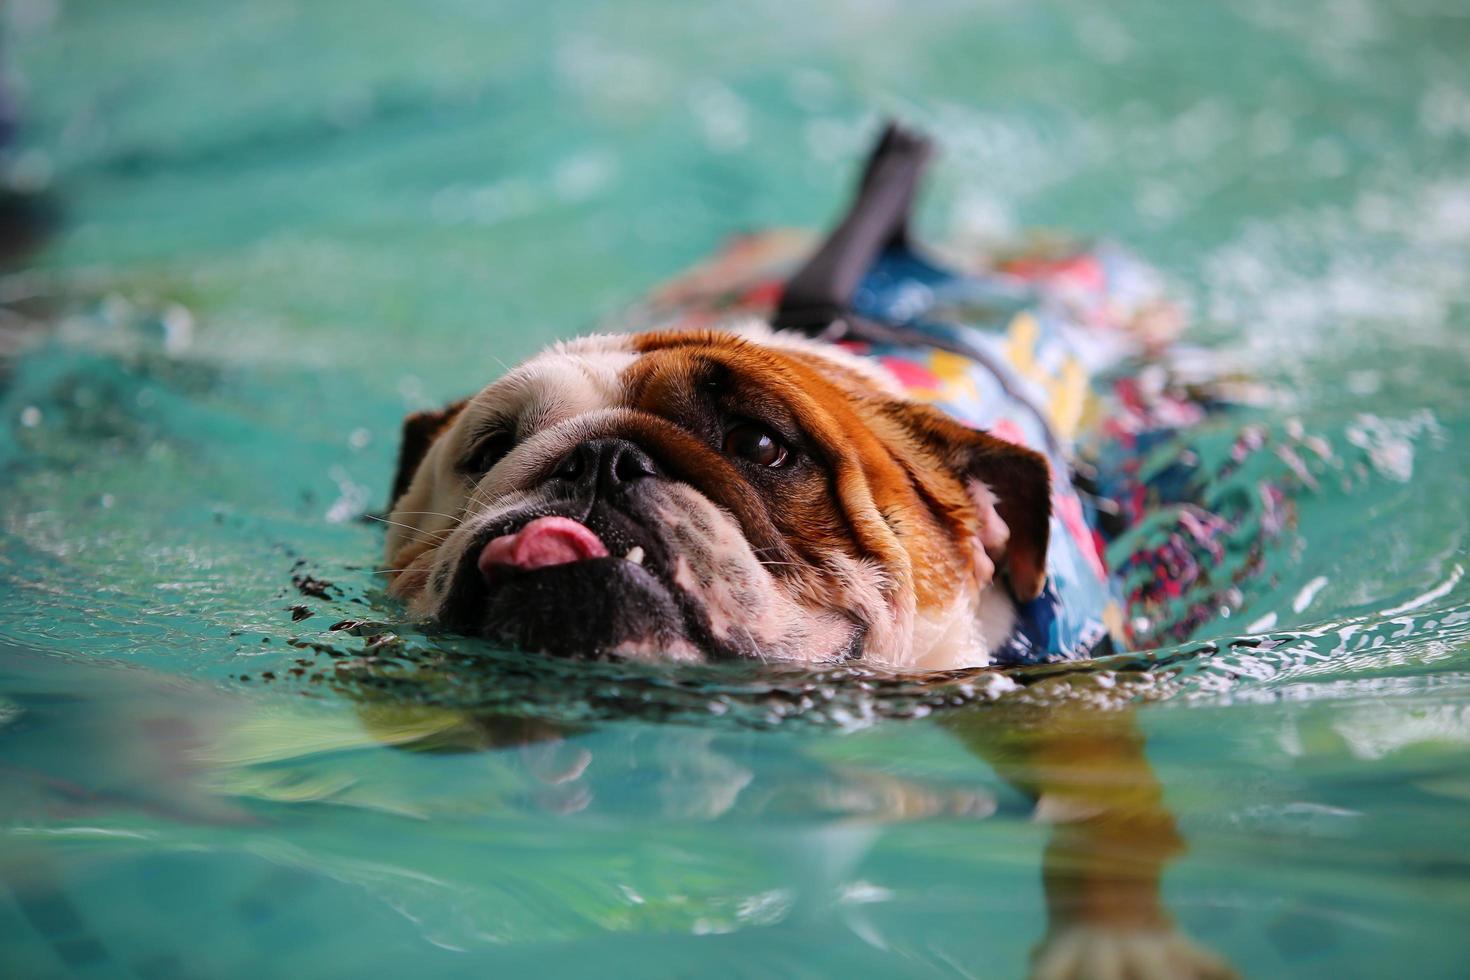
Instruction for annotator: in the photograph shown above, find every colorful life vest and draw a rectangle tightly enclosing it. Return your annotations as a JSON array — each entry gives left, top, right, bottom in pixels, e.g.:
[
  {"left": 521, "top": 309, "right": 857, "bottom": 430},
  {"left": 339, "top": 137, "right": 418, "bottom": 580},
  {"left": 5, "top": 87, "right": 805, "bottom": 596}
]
[
  {"left": 836, "top": 242, "right": 1146, "bottom": 664},
  {"left": 622, "top": 226, "right": 1191, "bottom": 664},
  {"left": 616, "top": 123, "right": 1263, "bottom": 665}
]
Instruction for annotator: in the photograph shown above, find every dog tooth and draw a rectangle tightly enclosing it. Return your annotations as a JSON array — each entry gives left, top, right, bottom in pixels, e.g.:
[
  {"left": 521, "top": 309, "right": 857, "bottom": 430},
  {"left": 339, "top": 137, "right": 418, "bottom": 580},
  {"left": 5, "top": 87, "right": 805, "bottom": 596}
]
[{"left": 625, "top": 546, "right": 645, "bottom": 565}]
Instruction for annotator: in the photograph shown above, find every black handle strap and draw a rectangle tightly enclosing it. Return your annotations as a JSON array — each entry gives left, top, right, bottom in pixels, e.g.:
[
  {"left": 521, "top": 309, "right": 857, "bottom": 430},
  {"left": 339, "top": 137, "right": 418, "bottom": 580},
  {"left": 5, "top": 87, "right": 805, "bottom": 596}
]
[{"left": 773, "top": 121, "right": 933, "bottom": 336}]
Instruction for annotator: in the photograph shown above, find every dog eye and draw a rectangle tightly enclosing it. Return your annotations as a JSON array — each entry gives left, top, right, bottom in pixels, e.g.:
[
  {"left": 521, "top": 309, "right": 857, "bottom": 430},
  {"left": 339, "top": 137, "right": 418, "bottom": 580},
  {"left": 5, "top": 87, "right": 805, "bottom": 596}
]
[
  {"left": 723, "top": 422, "right": 789, "bottom": 468},
  {"left": 461, "top": 431, "right": 514, "bottom": 475}
]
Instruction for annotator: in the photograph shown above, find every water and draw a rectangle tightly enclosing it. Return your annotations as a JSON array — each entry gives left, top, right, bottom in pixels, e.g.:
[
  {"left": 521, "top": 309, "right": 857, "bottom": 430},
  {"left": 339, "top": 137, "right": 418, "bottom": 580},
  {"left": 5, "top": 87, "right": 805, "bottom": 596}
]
[{"left": 2, "top": 1, "right": 1468, "bottom": 976}]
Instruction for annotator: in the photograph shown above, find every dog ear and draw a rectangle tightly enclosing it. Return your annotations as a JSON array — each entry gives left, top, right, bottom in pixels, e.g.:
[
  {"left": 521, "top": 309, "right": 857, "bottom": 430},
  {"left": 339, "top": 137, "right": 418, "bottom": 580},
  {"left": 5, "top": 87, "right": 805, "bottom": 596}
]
[
  {"left": 389, "top": 399, "right": 468, "bottom": 508},
  {"left": 884, "top": 400, "right": 1052, "bottom": 601}
]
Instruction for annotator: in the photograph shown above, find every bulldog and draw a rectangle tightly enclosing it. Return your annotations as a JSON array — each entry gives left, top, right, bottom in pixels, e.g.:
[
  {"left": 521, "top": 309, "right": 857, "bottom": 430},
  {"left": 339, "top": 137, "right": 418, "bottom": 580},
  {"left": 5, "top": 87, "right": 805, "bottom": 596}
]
[
  {"left": 371, "top": 122, "right": 1240, "bottom": 979},
  {"left": 378, "top": 124, "right": 1159, "bottom": 672}
]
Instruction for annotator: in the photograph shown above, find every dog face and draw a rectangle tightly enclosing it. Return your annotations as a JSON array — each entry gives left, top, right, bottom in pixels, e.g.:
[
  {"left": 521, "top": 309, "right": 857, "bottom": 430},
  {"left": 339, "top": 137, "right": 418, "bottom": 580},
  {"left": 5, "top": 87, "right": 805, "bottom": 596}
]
[{"left": 382, "top": 324, "right": 1050, "bottom": 670}]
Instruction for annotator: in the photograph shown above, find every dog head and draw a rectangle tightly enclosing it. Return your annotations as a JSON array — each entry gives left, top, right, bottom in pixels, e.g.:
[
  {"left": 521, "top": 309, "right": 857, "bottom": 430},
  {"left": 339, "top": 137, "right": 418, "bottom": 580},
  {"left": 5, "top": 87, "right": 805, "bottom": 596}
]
[{"left": 382, "top": 323, "right": 1050, "bottom": 670}]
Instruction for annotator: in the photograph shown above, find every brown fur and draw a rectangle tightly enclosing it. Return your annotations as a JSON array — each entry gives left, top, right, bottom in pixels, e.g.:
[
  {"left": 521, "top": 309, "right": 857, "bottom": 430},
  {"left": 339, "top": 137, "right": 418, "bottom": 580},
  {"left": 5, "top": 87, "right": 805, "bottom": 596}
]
[{"left": 630, "top": 329, "right": 1050, "bottom": 614}]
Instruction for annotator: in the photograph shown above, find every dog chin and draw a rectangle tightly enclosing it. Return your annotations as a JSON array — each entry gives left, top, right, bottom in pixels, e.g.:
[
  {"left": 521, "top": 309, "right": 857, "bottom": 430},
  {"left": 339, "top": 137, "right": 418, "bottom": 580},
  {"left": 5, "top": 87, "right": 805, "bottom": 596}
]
[
  {"left": 442, "top": 556, "right": 706, "bottom": 662},
  {"left": 429, "top": 499, "right": 719, "bottom": 662}
]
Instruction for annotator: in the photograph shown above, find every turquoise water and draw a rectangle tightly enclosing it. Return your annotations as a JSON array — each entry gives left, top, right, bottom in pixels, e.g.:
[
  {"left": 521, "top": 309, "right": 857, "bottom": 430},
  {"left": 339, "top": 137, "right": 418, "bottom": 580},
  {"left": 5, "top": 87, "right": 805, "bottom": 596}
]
[{"left": 3, "top": 1, "right": 1469, "bottom": 976}]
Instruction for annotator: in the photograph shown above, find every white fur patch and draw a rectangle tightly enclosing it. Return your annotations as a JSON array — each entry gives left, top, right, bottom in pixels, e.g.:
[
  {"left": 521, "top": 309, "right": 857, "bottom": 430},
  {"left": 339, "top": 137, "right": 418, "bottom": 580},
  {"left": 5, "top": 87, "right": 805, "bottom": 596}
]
[{"left": 384, "top": 336, "right": 638, "bottom": 593}]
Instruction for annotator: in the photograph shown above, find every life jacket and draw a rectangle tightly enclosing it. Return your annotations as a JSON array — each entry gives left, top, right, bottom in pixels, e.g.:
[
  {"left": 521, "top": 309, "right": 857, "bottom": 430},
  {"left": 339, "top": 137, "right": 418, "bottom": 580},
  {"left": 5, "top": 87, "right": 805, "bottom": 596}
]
[{"left": 619, "top": 123, "right": 1217, "bottom": 664}]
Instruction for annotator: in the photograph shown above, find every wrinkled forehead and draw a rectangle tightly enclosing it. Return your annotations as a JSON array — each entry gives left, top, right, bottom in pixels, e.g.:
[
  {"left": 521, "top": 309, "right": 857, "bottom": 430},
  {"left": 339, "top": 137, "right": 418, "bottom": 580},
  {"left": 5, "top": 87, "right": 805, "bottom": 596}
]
[
  {"left": 460, "top": 334, "right": 639, "bottom": 437},
  {"left": 457, "top": 329, "right": 870, "bottom": 439},
  {"left": 630, "top": 327, "right": 901, "bottom": 401}
]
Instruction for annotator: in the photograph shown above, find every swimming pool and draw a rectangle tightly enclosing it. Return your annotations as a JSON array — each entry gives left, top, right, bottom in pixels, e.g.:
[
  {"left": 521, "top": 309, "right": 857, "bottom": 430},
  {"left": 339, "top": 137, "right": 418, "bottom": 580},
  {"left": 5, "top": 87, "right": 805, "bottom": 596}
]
[{"left": 2, "top": 1, "right": 1468, "bottom": 976}]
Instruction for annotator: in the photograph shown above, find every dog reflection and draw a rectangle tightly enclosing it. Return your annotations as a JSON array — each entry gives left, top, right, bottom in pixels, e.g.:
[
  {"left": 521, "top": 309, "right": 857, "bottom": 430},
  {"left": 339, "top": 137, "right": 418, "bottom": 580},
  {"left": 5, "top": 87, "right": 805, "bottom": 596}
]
[
  {"left": 945, "top": 704, "right": 1235, "bottom": 979},
  {"left": 1, "top": 650, "right": 1233, "bottom": 978},
  {"left": 359, "top": 699, "right": 1235, "bottom": 979}
]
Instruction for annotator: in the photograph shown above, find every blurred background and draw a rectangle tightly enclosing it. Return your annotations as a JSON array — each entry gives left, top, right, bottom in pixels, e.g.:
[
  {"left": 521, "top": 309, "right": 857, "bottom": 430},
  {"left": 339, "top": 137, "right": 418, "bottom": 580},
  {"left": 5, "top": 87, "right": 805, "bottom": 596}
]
[
  {"left": 2, "top": 2, "right": 1469, "bottom": 978},
  {"left": 5, "top": 0, "right": 1469, "bottom": 388}
]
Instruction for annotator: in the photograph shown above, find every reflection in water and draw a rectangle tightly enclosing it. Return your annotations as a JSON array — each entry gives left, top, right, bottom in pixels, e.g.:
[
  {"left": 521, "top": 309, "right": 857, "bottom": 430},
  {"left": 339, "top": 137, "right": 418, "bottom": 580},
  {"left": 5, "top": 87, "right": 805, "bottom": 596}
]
[
  {"left": 2, "top": 647, "right": 1239, "bottom": 978},
  {"left": 943, "top": 705, "right": 1234, "bottom": 979}
]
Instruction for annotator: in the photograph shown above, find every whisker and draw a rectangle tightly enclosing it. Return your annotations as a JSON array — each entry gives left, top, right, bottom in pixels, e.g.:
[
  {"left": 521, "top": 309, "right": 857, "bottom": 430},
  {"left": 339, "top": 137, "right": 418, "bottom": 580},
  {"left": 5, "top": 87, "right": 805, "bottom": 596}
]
[
  {"left": 370, "top": 531, "right": 452, "bottom": 551},
  {"left": 366, "top": 515, "right": 453, "bottom": 539},
  {"left": 389, "top": 535, "right": 449, "bottom": 552},
  {"left": 460, "top": 476, "right": 499, "bottom": 513},
  {"left": 387, "top": 511, "right": 465, "bottom": 523},
  {"left": 468, "top": 485, "right": 494, "bottom": 512},
  {"left": 737, "top": 622, "right": 768, "bottom": 664}
]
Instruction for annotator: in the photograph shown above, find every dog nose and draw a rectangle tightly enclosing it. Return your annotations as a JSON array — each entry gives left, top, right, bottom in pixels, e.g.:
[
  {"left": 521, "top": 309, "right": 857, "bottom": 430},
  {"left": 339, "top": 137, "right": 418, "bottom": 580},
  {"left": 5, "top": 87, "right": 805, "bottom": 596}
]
[{"left": 550, "top": 438, "right": 660, "bottom": 492}]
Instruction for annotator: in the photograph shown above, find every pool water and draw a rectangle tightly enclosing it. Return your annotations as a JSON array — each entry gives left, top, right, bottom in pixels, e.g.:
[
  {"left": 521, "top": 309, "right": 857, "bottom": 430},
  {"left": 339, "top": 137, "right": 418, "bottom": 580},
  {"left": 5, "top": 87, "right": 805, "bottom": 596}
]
[{"left": 3, "top": 1, "right": 1469, "bottom": 976}]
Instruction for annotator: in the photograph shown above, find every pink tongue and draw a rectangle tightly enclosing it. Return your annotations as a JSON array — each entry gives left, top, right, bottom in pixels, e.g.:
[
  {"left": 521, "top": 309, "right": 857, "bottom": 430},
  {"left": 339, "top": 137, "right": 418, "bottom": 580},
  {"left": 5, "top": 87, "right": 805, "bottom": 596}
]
[{"left": 478, "top": 516, "right": 608, "bottom": 579}]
